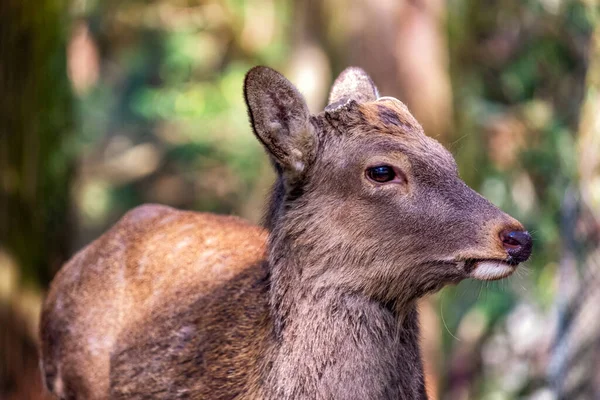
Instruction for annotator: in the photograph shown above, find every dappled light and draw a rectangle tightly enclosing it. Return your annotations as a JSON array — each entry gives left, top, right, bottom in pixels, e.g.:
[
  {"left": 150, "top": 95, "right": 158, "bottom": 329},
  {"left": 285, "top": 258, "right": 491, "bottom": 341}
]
[{"left": 1, "top": 0, "right": 599, "bottom": 398}]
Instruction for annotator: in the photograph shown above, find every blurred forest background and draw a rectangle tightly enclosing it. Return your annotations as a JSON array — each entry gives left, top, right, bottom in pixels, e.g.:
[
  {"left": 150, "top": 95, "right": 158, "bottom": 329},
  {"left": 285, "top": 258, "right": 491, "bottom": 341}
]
[{"left": 1, "top": 0, "right": 599, "bottom": 399}]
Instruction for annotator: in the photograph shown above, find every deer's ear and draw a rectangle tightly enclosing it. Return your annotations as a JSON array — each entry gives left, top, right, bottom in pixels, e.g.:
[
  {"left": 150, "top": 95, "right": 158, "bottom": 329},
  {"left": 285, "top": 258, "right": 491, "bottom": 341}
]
[
  {"left": 326, "top": 67, "right": 379, "bottom": 110},
  {"left": 244, "top": 66, "right": 314, "bottom": 175}
]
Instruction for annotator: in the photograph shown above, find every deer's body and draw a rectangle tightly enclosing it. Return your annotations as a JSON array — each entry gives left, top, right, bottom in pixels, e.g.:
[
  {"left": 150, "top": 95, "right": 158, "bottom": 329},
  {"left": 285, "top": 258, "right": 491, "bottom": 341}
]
[
  {"left": 42, "top": 206, "right": 426, "bottom": 400},
  {"left": 40, "top": 67, "right": 532, "bottom": 399},
  {"left": 40, "top": 206, "right": 268, "bottom": 398}
]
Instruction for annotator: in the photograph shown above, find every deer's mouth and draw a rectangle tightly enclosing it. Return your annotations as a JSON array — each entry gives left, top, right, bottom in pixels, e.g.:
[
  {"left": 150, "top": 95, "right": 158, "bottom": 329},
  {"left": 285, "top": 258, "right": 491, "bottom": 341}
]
[{"left": 463, "top": 259, "right": 517, "bottom": 281}]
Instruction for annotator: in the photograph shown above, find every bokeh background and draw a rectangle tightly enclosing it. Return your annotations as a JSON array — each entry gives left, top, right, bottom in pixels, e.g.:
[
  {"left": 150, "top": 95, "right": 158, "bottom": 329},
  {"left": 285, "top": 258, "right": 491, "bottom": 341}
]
[{"left": 1, "top": 0, "right": 599, "bottom": 399}]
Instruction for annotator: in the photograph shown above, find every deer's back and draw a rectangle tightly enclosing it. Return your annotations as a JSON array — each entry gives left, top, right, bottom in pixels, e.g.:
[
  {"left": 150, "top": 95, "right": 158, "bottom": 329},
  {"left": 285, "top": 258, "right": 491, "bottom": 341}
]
[{"left": 40, "top": 204, "right": 268, "bottom": 399}]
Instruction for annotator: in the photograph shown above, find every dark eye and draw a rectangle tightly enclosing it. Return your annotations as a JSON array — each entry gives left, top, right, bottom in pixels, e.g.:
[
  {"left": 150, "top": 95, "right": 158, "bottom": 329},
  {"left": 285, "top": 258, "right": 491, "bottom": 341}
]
[{"left": 366, "top": 165, "right": 396, "bottom": 183}]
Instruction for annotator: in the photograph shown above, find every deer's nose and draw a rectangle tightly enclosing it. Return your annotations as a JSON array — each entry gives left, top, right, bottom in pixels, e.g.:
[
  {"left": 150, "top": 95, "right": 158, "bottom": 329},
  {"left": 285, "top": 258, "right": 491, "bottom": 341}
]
[{"left": 500, "top": 230, "right": 532, "bottom": 264}]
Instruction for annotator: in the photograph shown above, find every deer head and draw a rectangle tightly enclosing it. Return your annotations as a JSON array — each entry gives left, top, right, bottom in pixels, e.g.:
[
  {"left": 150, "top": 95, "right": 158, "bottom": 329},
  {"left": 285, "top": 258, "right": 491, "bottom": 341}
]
[{"left": 245, "top": 66, "right": 532, "bottom": 309}]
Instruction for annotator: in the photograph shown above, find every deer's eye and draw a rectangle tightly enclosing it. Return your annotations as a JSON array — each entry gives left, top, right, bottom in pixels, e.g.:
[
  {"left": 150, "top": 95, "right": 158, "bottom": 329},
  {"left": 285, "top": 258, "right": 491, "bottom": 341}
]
[{"left": 366, "top": 166, "right": 396, "bottom": 183}]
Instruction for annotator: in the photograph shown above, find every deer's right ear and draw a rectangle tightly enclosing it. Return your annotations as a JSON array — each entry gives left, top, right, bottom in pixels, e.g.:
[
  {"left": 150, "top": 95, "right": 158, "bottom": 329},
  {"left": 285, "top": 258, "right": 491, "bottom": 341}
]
[{"left": 244, "top": 66, "right": 314, "bottom": 176}]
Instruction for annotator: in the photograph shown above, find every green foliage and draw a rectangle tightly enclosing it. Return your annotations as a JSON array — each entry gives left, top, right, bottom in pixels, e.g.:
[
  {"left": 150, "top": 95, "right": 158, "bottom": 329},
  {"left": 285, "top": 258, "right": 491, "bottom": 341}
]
[
  {"left": 72, "top": 1, "right": 291, "bottom": 238},
  {"left": 444, "top": 0, "right": 596, "bottom": 397}
]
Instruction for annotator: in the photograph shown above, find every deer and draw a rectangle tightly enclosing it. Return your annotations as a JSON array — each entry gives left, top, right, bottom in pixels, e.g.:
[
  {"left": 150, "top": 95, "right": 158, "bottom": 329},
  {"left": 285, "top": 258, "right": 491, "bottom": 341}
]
[{"left": 39, "top": 66, "right": 532, "bottom": 400}]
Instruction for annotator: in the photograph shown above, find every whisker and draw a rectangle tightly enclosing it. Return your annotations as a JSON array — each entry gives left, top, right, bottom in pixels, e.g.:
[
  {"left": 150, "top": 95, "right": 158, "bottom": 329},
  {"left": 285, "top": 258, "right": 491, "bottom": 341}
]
[
  {"left": 519, "top": 264, "right": 532, "bottom": 276},
  {"left": 440, "top": 292, "right": 460, "bottom": 342},
  {"left": 450, "top": 134, "right": 468, "bottom": 149},
  {"left": 510, "top": 268, "right": 527, "bottom": 290},
  {"left": 497, "top": 260, "right": 507, "bottom": 292},
  {"left": 527, "top": 229, "right": 539, "bottom": 235}
]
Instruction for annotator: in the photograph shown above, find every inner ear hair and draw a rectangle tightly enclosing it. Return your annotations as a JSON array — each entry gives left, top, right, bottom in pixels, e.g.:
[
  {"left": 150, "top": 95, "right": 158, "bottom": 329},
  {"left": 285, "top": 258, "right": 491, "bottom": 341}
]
[{"left": 244, "top": 66, "right": 314, "bottom": 175}]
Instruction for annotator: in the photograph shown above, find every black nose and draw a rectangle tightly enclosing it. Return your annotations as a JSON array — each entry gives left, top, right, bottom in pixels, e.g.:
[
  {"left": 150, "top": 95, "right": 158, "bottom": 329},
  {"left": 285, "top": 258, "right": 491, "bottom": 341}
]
[{"left": 500, "top": 230, "right": 532, "bottom": 264}]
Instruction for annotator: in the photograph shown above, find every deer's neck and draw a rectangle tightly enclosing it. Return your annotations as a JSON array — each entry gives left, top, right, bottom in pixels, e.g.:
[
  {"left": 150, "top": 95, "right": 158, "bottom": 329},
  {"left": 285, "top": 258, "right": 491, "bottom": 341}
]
[{"left": 263, "top": 252, "right": 428, "bottom": 400}]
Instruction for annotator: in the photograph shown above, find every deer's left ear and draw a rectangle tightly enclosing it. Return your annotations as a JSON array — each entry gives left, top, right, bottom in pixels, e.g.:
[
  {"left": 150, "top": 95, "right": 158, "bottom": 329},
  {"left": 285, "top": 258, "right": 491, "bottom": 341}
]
[
  {"left": 326, "top": 67, "right": 379, "bottom": 110},
  {"left": 245, "top": 66, "right": 314, "bottom": 177}
]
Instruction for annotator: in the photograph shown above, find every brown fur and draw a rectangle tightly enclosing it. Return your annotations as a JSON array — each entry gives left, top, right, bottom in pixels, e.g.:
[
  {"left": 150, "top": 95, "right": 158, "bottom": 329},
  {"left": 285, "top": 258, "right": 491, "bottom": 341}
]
[
  {"left": 40, "top": 67, "right": 531, "bottom": 399},
  {"left": 40, "top": 207, "right": 267, "bottom": 399}
]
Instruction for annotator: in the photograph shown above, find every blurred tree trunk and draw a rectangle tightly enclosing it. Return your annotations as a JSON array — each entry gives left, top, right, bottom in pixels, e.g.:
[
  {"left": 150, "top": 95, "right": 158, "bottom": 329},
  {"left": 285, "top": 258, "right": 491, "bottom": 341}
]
[
  {"left": 0, "top": 0, "right": 72, "bottom": 397},
  {"left": 550, "top": 7, "right": 600, "bottom": 399},
  {"left": 337, "top": 0, "right": 453, "bottom": 143},
  {"left": 287, "top": 0, "right": 331, "bottom": 112},
  {"left": 0, "top": 0, "right": 73, "bottom": 288}
]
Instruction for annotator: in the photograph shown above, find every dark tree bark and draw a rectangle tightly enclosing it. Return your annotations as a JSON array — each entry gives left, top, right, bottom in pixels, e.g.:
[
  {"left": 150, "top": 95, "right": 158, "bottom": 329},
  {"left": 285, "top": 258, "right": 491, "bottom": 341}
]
[
  {"left": 0, "top": 0, "right": 73, "bottom": 287},
  {"left": 0, "top": 1, "right": 73, "bottom": 397}
]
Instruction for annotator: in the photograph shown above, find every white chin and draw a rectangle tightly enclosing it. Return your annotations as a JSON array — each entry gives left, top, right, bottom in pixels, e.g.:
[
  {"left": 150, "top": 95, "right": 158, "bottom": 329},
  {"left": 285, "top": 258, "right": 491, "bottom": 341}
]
[{"left": 470, "top": 261, "right": 515, "bottom": 281}]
